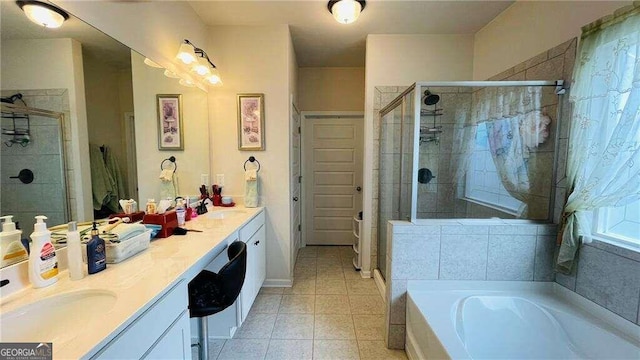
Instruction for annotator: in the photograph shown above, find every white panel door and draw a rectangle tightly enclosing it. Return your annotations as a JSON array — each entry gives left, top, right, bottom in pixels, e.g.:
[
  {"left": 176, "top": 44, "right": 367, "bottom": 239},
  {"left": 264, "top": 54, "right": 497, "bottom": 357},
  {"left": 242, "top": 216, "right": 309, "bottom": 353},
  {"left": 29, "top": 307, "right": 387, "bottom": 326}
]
[
  {"left": 290, "top": 102, "right": 302, "bottom": 271},
  {"left": 303, "top": 115, "right": 363, "bottom": 245}
]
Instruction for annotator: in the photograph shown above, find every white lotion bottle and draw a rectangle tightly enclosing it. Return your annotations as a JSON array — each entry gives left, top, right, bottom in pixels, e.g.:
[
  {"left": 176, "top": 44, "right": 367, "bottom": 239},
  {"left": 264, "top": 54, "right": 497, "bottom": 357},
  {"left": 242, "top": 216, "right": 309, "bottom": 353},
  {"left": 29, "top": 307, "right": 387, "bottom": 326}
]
[
  {"left": 0, "top": 215, "right": 28, "bottom": 267},
  {"left": 66, "top": 221, "right": 84, "bottom": 281},
  {"left": 28, "top": 215, "right": 58, "bottom": 288}
]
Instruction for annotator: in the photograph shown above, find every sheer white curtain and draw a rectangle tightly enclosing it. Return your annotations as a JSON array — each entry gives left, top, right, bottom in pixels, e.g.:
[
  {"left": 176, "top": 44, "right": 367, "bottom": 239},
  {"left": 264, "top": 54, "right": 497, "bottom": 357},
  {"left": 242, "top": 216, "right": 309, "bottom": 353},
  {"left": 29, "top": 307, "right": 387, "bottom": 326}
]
[
  {"left": 557, "top": 5, "right": 640, "bottom": 274},
  {"left": 470, "top": 86, "right": 551, "bottom": 217}
]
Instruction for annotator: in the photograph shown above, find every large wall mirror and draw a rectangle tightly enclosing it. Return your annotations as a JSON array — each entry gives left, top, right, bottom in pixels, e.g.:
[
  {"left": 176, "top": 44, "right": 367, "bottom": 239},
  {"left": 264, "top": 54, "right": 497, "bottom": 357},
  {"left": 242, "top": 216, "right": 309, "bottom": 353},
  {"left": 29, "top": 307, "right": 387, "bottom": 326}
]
[{"left": 0, "top": 1, "right": 211, "bottom": 268}]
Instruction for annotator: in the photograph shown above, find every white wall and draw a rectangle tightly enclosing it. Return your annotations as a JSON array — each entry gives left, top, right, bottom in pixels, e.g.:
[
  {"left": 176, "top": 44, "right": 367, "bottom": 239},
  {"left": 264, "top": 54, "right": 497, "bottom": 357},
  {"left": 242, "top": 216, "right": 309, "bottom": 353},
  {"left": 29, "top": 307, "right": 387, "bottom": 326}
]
[
  {"left": 362, "top": 34, "right": 474, "bottom": 274},
  {"left": 51, "top": 1, "right": 207, "bottom": 80},
  {"left": 130, "top": 52, "right": 210, "bottom": 204},
  {"left": 473, "top": 1, "right": 631, "bottom": 80},
  {"left": 207, "top": 25, "right": 295, "bottom": 285},
  {"left": 297, "top": 67, "right": 364, "bottom": 111},
  {"left": 1, "top": 38, "right": 92, "bottom": 222},
  {"left": 83, "top": 53, "right": 133, "bottom": 196}
]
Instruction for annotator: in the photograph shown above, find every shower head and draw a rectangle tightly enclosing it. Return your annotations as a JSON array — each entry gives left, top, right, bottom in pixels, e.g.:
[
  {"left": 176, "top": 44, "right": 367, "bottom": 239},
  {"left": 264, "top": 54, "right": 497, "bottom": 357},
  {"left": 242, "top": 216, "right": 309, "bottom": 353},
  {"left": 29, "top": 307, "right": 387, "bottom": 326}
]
[{"left": 423, "top": 90, "right": 440, "bottom": 106}]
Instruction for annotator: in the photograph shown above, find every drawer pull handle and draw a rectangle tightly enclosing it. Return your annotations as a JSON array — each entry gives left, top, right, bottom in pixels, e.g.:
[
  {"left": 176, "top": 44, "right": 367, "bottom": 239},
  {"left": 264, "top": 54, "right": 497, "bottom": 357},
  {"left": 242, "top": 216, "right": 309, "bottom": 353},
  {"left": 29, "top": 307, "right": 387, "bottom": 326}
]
[{"left": 254, "top": 240, "right": 260, "bottom": 246}]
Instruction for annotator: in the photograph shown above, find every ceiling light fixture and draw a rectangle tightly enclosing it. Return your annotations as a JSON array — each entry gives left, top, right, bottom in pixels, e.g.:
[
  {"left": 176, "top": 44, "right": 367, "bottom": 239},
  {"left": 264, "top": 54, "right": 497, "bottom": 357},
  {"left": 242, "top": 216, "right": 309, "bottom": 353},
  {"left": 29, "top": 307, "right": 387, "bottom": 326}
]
[
  {"left": 179, "top": 78, "right": 195, "bottom": 87},
  {"left": 176, "top": 39, "right": 223, "bottom": 86},
  {"left": 16, "top": 0, "right": 69, "bottom": 29},
  {"left": 328, "top": 0, "right": 365, "bottom": 24},
  {"left": 163, "top": 70, "right": 180, "bottom": 79}
]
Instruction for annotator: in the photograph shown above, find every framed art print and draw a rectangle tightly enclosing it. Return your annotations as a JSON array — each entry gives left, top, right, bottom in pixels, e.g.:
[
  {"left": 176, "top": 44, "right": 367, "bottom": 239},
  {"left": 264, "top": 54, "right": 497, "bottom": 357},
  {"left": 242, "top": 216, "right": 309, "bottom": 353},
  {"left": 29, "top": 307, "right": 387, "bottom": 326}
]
[
  {"left": 237, "top": 93, "right": 265, "bottom": 150},
  {"left": 157, "top": 94, "right": 184, "bottom": 150}
]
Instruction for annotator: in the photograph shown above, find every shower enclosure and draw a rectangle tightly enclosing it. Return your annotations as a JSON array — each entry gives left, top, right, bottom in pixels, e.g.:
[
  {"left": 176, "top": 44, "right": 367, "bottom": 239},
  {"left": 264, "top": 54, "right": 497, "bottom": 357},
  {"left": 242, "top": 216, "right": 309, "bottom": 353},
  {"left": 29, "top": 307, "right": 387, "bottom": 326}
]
[
  {"left": 377, "top": 81, "right": 565, "bottom": 280},
  {"left": 1, "top": 102, "right": 70, "bottom": 231}
]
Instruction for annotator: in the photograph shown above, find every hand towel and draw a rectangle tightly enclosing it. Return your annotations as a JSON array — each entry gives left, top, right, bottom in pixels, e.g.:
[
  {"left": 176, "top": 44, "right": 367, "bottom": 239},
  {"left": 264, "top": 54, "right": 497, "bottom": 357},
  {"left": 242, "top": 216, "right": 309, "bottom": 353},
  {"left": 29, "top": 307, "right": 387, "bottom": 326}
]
[
  {"left": 245, "top": 169, "right": 257, "bottom": 181},
  {"left": 159, "top": 169, "right": 174, "bottom": 182},
  {"left": 244, "top": 170, "right": 259, "bottom": 208}
]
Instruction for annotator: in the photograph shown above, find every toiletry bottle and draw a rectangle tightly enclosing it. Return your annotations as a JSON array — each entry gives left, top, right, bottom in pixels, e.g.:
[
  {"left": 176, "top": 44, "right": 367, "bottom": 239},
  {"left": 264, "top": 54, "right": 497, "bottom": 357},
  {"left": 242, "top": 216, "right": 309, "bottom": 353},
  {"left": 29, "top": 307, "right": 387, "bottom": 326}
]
[
  {"left": 28, "top": 215, "right": 58, "bottom": 288},
  {"left": 0, "top": 215, "right": 28, "bottom": 267},
  {"left": 146, "top": 199, "right": 157, "bottom": 215},
  {"left": 66, "top": 221, "right": 85, "bottom": 280},
  {"left": 87, "top": 222, "right": 107, "bottom": 274}
]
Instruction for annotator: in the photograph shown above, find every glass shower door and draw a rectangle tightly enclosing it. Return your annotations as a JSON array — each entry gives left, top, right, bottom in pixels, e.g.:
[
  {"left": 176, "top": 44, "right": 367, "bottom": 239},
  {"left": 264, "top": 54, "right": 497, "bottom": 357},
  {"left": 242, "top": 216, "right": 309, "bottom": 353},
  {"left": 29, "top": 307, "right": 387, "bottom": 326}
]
[{"left": 377, "top": 103, "right": 402, "bottom": 280}]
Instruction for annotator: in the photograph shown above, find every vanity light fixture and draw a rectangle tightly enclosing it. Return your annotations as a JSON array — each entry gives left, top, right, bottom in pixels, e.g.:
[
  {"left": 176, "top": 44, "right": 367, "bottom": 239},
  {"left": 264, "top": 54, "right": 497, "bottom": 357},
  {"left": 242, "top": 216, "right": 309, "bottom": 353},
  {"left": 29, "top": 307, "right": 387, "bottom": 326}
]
[
  {"left": 328, "top": 0, "right": 366, "bottom": 24},
  {"left": 143, "top": 58, "right": 163, "bottom": 68},
  {"left": 176, "top": 42, "right": 197, "bottom": 65},
  {"left": 178, "top": 78, "right": 195, "bottom": 87},
  {"left": 16, "top": 0, "right": 69, "bottom": 29},
  {"left": 163, "top": 70, "right": 180, "bottom": 79},
  {"left": 177, "top": 39, "right": 223, "bottom": 86}
]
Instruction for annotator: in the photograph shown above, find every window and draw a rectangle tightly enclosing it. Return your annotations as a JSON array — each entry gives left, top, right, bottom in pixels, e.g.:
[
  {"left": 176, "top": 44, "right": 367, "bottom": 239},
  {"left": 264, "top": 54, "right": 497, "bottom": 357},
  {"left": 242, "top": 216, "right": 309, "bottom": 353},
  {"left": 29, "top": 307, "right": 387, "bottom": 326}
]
[
  {"left": 464, "top": 122, "right": 524, "bottom": 214},
  {"left": 594, "top": 200, "right": 640, "bottom": 249}
]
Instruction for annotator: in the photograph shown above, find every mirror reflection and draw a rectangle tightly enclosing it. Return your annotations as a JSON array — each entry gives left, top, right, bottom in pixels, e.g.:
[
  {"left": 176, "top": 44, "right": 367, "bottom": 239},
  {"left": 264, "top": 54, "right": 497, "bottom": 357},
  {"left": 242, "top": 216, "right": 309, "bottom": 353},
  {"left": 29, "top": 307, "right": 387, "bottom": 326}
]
[{"left": 0, "top": 2, "right": 211, "bottom": 269}]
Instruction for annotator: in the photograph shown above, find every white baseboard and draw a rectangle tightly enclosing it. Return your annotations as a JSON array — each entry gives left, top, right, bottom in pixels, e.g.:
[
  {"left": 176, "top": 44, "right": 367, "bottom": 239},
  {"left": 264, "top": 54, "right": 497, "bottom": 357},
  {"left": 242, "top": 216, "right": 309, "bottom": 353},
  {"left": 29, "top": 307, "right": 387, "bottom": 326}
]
[
  {"left": 263, "top": 278, "right": 293, "bottom": 287},
  {"left": 373, "top": 269, "right": 386, "bottom": 300},
  {"left": 360, "top": 270, "right": 371, "bottom": 278},
  {"left": 191, "top": 326, "right": 237, "bottom": 341}
]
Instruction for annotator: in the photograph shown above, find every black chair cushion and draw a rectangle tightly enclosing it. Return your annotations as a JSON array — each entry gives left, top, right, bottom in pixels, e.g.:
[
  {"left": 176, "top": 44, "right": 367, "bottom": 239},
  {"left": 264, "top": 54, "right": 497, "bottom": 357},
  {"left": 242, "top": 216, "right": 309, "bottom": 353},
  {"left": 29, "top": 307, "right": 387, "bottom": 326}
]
[{"left": 188, "top": 241, "right": 247, "bottom": 318}]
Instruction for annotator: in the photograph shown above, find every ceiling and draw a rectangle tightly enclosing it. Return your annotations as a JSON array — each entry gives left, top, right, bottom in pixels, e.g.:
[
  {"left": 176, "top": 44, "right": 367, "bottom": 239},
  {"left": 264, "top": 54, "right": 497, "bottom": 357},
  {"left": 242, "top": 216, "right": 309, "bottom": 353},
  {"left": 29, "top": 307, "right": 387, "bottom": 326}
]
[
  {"left": 189, "top": 0, "right": 514, "bottom": 67},
  {"left": 0, "top": 1, "right": 131, "bottom": 70}
]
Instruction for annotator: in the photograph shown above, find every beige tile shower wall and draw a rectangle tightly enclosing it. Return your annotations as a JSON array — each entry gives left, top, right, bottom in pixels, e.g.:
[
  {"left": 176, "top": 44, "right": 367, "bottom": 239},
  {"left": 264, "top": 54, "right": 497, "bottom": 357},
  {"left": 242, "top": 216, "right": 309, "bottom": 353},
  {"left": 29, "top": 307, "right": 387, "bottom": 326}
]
[{"left": 384, "top": 220, "right": 558, "bottom": 349}]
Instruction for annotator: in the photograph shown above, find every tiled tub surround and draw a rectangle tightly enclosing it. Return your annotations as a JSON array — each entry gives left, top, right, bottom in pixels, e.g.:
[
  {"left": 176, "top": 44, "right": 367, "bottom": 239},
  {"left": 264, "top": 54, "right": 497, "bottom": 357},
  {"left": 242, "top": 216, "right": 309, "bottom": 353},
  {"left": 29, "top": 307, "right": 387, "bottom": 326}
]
[
  {"left": 384, "top": 220, "right": 558, "bottom": 349},
  {"left": 0, "top": 89, "right": 73, "bottom": 229}
]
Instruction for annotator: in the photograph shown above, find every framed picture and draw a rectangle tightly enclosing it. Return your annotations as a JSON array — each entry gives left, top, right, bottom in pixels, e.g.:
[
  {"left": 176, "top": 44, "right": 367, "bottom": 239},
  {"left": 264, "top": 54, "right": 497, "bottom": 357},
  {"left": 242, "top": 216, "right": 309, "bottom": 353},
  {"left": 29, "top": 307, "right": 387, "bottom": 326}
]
[
  {"left": 157, "top": 94, "right": 184, "bottom": 150},
  {"left": 237, "top": 93, "right": 265, "bottom": 150}
]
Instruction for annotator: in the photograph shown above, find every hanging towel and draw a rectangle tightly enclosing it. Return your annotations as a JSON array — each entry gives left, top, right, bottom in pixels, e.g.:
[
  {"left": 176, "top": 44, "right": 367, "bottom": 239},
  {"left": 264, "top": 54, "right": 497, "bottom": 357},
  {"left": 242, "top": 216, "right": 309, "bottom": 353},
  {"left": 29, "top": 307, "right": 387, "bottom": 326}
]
[
  {"left": 245, "top": 169, "right": 257, "bottom": 181},
  {"left": 244, "top": 170, "right": 259, "bottom": 208},
  {"left": 160, "top": 172, "right": 178, "bottom": 201},
  {"left": 104, "top": 147, "right": 126, "bottom": 201},
  {"left": 159, "top": 169, "right": 174, "bottom": 182},
  {"left": 90, "top": 144, "right": 118, "bottom": 212}
]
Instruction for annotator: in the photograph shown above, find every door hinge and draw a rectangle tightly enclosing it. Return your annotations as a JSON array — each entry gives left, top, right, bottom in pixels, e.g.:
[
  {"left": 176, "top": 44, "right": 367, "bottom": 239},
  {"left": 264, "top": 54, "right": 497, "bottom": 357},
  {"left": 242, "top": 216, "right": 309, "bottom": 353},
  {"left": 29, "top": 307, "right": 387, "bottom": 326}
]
[
  {"left": 298, "top": 175, "right": 302, "bottom": 183},
  {"left": 298, "top": 224, "right": 301, "bottom": 231},
  {"left": 297, "top": 126, "right": 301, "bottom": 134}
]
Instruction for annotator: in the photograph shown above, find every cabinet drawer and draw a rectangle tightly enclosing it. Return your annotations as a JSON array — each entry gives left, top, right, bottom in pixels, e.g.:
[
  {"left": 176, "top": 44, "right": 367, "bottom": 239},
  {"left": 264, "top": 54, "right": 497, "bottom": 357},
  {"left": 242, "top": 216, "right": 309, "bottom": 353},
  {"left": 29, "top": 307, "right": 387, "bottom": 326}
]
[
  {"left": 92, "top": 280, "right": 188, "bottom": 359},
  {"left": 239, "top": 211, "right": 265, "bottom": 242}
]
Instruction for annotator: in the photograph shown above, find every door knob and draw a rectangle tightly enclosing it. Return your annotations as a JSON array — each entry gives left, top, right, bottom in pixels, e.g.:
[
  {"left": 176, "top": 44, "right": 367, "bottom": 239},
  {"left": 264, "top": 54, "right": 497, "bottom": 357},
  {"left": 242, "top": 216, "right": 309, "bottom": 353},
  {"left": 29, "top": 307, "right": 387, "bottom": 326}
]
[
  {"left": 293, "top": 197, "right": 299, "bottom": 201},
  {"left": 254, "top": 240, "right": 260, "bottom": 246},
  {"left": 356, "top": 186, "right": 362, "bottom": 192}
]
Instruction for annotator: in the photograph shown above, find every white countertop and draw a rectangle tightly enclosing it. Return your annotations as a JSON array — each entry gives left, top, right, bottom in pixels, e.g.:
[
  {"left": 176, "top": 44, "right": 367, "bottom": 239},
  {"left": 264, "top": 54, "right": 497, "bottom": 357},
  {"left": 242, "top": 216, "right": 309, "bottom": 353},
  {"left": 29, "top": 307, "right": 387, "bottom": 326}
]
[{"left": 0, "top": 206, "right": 263, "bottom": 359}]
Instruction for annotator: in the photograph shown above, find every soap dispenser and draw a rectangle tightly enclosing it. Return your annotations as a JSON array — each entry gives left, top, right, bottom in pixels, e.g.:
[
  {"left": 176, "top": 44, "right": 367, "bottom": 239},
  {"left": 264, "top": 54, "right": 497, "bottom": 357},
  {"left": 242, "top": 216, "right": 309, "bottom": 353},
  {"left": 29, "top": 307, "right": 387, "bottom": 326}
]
[
  {"left": 66, "top": 221, "right": 85, "bottom": 280},
  {"left": 28, "top": 215, "right": 58, "bottom": 288},
  {"left": 0, "top": 215, "right": 28, "bottom": 267},
  {"left": 86, "top": 222, "right": 107, "bottom": 275}
]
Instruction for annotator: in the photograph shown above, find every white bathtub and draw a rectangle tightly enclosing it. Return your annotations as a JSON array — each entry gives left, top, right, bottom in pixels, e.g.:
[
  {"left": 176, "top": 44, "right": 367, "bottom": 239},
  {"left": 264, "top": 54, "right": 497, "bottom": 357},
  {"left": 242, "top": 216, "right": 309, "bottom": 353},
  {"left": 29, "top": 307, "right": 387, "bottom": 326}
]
[{"left": 405, "top": 281, "right": 640, "bottom": 360}]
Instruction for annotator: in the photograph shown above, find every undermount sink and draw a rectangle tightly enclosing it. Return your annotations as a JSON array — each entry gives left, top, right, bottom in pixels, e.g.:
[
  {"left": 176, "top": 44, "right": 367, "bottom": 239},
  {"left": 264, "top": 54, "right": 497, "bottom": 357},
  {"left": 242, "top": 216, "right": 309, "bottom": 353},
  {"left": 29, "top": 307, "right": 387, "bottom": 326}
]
[
  {"left": 207, "top": 209, "right": 247, "bottom": 219},
  {"left": 0, "top": 289, "right": 117, "bottom": 343}
]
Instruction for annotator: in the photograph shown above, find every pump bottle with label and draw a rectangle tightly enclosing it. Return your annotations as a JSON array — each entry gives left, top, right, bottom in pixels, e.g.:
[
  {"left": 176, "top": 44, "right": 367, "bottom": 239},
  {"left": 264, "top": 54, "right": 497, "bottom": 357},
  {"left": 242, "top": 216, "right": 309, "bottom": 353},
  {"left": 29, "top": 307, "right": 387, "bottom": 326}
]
[
  {"left": 28, "top": 215, "right": 58, "bottom": 288},
  {"left": 0, "top": 215, "right": 28, "bottom": 267}
]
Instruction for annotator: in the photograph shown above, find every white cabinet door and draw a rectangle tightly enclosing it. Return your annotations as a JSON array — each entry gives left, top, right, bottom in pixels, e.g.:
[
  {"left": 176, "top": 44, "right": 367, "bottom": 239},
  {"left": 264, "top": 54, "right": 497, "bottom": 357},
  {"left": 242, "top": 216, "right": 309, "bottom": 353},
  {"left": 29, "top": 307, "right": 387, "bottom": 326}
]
[
  {"left": 253, "top": 226, "right": 266, "bottom": 292},
  {"left": 240, "top": 234, "right": 257, "bottom": 322},
  {"left": 143, "top": 310, "right": 190, "bottom": 359}
]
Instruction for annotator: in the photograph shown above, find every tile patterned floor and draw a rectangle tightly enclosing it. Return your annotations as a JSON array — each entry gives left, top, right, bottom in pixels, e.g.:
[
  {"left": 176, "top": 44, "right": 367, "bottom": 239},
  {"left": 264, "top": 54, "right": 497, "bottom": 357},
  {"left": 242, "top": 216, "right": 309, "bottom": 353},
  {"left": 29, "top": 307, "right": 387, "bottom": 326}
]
[{"left": 193, "top": 246, "right": 407, "bottom": 360}]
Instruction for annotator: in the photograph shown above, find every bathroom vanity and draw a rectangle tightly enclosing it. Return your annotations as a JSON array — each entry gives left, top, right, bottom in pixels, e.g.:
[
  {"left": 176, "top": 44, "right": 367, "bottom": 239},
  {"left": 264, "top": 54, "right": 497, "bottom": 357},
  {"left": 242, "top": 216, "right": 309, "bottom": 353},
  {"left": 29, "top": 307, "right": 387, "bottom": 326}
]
[{"left": 0, "top": 207, "right": 265, "bottom": 359}]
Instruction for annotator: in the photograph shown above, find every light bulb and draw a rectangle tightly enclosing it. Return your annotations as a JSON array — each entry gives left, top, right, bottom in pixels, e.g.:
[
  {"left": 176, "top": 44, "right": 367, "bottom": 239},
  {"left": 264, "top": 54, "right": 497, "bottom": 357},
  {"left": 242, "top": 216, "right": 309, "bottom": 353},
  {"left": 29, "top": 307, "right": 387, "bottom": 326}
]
[
  {"left": 164, "top": 70, "right": 180, "bottom": 79},
  {"left": 176, "top": 43, "right": 197, "bottom": 65},
  {"left": 331, "top": 0, "right": 362, "bottom": 24},
  {"left": 206, "top": 68, "right": 223, "bottom": 85},
  {"left": 143, "top": 58, "right": 163, "bottom": 68},
  {"left": 191, "top": 57, "right": 211, "bottom": 76},
  {"left": 179, "top": 78, "right": 195, "bottom": 87}
]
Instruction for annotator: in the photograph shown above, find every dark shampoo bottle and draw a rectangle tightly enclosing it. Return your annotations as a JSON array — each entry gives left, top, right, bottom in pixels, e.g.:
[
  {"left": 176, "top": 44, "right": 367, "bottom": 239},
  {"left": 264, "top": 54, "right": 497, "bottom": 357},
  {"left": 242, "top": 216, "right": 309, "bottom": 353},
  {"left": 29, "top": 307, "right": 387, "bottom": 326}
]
[{"left": 87, "top": 222, "right": 107, "bottom": 274}]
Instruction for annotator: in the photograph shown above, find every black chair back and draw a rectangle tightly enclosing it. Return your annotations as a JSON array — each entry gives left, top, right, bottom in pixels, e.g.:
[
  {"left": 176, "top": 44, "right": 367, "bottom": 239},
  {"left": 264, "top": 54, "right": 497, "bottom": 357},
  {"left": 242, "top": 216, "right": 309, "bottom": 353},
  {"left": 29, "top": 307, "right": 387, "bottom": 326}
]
[{"left": 217, "top": 241, "right": 247, "bottom": 307}]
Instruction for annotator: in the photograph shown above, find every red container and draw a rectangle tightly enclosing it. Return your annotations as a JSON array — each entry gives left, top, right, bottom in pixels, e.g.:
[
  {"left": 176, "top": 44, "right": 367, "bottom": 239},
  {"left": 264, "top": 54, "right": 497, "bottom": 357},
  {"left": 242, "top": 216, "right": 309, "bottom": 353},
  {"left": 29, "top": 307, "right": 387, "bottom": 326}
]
[
  {"left": 110, "top": 211, "right": 145, "bottom": 223},
  {"left": 185, "top": 207, "right": 193, "bottom": 221},
  {"left": 143, "top": 210, "right": 178, "bottom": 238}
]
